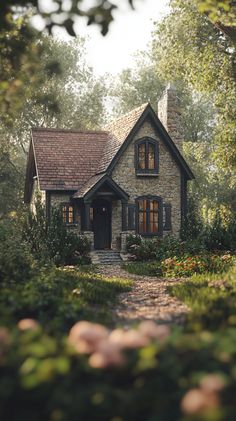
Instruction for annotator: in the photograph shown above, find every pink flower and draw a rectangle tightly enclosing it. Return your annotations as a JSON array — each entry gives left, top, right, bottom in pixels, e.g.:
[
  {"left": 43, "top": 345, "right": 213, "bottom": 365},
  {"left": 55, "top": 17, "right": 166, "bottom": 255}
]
[
  {"left": 200, "top": 374, "right": 225, "bottom": 393},
  {"left": 181, "top": 388, "right": 220, "bottom": 415},
  {"left": 17, "top": 319, "right": 39, "bottom": 331},
  {"left": 139, "top": 321, "right": 170, "bottom": 341},
  {"left": 68, "top": 321, "right": 109, "bottom": 354},
  {"left": 89, "top": 341, "right": 125, "bottom": 369}
]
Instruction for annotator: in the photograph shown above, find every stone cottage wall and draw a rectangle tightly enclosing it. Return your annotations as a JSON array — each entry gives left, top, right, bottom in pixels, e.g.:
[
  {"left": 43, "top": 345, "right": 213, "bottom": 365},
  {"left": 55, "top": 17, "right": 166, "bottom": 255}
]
[
  {"left": 111, "top": 118, "right": 182, "bottom": 247},
  {"left": 50, "top": 192, "right": 81, "bottom": 235}
]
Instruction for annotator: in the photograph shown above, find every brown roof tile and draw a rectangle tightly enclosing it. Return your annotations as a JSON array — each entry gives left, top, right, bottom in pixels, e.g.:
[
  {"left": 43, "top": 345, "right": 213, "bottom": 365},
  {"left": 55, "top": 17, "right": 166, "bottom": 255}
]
[
  {"left": 31, "top": 104, "right": 149, "bottom": 191},
  {"left": 32, "top": 128, "right": 110, "bottom": 190},
  {"left": 98, "top": 103, "right": 149, "bottom": 172}
]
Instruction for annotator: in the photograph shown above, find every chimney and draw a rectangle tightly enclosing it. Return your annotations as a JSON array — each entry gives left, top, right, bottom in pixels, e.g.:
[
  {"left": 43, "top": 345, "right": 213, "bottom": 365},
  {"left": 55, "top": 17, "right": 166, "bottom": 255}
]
[{"left": 158, "top": 83, "right": 183, "bottom": 152}]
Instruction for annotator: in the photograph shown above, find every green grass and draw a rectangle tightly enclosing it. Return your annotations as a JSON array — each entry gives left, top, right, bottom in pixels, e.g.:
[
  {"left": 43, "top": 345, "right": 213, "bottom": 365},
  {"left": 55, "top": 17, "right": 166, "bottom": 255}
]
[
  {"left": 0, "top": 265, "right": 132, "bottom": 333},
  {"left": 122, "top": 261, "right": 161, "bottom": 276},
  {"left": 168, "top": 265, "right": 236, "bottom": 331}
]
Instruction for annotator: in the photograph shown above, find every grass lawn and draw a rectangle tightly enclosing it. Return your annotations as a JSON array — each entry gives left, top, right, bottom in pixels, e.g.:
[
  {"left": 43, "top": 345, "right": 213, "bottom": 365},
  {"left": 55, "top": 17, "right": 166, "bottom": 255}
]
[
  {"left": 168, "top": 264, "right": 236, "bottom": 331},
  {"left": 0, "top": 265, "right": 132, "bottom": 333}
]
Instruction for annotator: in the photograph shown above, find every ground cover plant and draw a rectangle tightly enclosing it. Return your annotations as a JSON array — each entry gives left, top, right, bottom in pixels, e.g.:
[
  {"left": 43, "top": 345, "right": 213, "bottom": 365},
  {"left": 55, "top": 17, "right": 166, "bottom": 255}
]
[
  {"left": 0, "top": 265, "right": 132, "bottom": 333},
  {"left": 123, "top": 253, "right": 234, "bottom": 278},
  {"left": 24, "top": 201, "right": 91, "bottom": 266},
  {"left": 169, "top": 264, "right": 236, "bottom": 332},
  {"left": 1, "top": 315, "right": 236, "bottom": 420}
]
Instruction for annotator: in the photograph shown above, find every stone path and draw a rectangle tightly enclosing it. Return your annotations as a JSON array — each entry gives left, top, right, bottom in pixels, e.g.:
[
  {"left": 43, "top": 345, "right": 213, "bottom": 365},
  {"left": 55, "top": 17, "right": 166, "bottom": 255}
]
[{"left": 97, "top": 265, "right": 189, "bottom": 326}]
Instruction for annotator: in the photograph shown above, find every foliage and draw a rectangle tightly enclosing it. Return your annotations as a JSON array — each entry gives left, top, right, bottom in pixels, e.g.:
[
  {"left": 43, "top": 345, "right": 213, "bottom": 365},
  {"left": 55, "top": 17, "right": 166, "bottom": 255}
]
[
  {"left": 202, "top": 213, "right": 236, "bottom": 251},
  {"left": 24, "top": 199, "right": 91, "bottom": 266},
  {"left": 2, "top": 316, "right": 236, "bottom": 420},
  {"left": 0, "top": 33, "right": 106, "bottom": 217},
  {"left": 111, "top": 1, "right": 236, "bottom": 222},
  {"left": 151, "top": 0, "right": 236, "bottom": 171},
  {"left": 123, "top": 253, "right": 234, "bottom": 278},
  {"left": 122, "top": 261, "right": 162, "bottom": 277},
  {"left": 0, "top": 266, "right": 132, "bottom": 332},
  {"left": 169, "top": 264, "right": 236, "bottom": 331},
  {"left": 126, "top": 233, "right": 204, "bottom": 262},
  {"left": 0, "top": 218, "right": 35, "bottom": 283},
  {"left": 196, "top": 0, "right": 236, "bottom": 26},
  {"left": 162, "top": 254, "right": 233, "bottom": 278},
  {"left": 0, "top": 0, "right": 135, "bottom": 37}
]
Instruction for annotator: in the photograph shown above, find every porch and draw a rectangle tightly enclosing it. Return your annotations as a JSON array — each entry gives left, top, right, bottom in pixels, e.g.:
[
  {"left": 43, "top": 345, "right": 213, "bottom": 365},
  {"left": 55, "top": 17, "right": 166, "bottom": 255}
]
[{"left": 73, "top": 174, "right": 131, "bottom": 252}]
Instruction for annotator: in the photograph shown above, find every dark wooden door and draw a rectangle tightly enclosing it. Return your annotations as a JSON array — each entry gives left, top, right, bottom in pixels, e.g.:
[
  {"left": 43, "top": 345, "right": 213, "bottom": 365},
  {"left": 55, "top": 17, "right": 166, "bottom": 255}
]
[{"left": 93, "top": 199, "right": 111, "bottom": 250}]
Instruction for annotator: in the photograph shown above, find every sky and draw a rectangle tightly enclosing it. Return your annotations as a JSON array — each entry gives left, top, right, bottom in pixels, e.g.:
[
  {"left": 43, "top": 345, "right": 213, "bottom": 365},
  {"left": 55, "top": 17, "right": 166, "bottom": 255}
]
[{"left": 52, "top": 0, "right": 169, "bottom": 76}]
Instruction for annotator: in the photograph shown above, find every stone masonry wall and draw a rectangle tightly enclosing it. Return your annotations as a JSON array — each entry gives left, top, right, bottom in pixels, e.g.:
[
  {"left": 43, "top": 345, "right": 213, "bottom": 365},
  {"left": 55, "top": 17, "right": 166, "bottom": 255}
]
[
  {"left": 111, "top": 118, "right": 182, "bottom": 246},
  {"left": 50, "top": 192, "right": 81, "bottom": 235}
]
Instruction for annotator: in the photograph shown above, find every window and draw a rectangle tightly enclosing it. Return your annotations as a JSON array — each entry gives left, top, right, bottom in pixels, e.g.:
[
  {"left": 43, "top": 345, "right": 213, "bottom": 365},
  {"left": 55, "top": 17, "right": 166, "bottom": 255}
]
[
  {"left": 135, "top": 138, "right": 158, "bottom": 174},
  {"left": 62, "top": 203, "right": 76, "bottom": 225},
  {"left": 136, "top": 196, "right": 163, "bottom": 236}
]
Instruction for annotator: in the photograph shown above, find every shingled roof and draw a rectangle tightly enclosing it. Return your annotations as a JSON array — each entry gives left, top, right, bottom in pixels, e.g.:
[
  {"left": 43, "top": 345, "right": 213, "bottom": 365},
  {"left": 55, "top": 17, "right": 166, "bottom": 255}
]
[
  {"left": 25, "top": 103, "right": 194, "bottom": 203},
  {"left": 98, "top": 103, "right": 149, "bottom": 172},
  {"left": 30, "top": 128, "right": 110, "bottom": 191}
]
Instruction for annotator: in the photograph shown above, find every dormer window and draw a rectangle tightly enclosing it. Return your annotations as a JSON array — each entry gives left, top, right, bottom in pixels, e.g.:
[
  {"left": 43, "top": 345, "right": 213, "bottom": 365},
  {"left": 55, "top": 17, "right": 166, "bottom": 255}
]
[{"left": 135, "top": 138, "right": 158, "bottom": 175}]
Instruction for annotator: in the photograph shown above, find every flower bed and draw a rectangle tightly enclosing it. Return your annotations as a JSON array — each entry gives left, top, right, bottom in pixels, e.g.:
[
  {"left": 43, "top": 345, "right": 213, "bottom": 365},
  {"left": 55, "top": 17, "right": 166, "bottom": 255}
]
[{"left": 161, "top": 254, "right": 233, "bottom": 277}]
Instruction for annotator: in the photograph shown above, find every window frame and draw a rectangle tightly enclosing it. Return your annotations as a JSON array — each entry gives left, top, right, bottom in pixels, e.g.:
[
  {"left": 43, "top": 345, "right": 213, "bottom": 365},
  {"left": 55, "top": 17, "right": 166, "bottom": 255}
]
[
  {"left": 61, "top": 202, "right": 77, "bottom": 226},
  {"left": 135, "top": 137, "right": 159, "bottom": 175},
  {"left": 135, "top": 196, "right": 163, "bottom": 237}
]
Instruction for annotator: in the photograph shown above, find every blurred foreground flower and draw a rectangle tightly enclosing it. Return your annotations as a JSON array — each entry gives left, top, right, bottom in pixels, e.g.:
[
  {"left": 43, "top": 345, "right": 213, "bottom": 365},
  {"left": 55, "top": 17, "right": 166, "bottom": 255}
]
[
  {"left": 181, "top": 388, "right": 220, "bottom": 415},
  {"left": 68, "top": 321, "right": 109, "bottom": 354},
  {"left": 18, "top": 319, "right": 39, "bottom": 331},
  {"left": 68, "top": 320, "right": 171, "bottom": 369}
]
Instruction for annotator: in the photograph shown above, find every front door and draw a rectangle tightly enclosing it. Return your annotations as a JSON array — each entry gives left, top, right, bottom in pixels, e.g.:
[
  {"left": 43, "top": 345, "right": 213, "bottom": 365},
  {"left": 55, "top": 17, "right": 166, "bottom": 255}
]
[{"left": 93, "top": 199, "right": 111, "bottom": 250}]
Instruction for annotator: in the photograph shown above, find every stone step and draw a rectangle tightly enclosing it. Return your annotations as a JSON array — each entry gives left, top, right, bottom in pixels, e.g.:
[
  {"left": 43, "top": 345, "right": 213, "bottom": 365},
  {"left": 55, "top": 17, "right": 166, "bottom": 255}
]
[{"left": 90, "top": 250, "right": 122, "bottom": 265}]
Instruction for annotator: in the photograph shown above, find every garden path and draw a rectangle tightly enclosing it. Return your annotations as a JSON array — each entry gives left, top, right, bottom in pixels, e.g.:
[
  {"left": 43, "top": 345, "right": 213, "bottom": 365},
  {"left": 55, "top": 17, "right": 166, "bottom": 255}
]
[{"left": 97, "top": 265, "right": 189, "bottom": 326}]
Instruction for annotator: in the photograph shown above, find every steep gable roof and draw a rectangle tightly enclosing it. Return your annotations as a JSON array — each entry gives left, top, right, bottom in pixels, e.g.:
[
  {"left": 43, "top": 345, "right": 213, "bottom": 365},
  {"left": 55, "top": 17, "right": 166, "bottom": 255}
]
[
  {"left": 25, "top": 102, "right": 194, "bottom": 203},
  {"left": 103, "top": 103, "right": 194, "bottom": 180},
  {"left": 29, "top": 128, "right": 110, "bottom": 191},
  {"left": 98, "top": 103, "right": 149, "bottom": 173}
]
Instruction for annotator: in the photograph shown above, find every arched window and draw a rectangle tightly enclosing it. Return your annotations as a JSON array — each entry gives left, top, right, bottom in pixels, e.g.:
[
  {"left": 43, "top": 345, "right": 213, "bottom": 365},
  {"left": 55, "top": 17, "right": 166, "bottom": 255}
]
[
  {"left": 136, "top": 196, "right": 163, "bottom": 236},
  {"left": 135, "top": 138, "right": 158, "bottom": 174}
]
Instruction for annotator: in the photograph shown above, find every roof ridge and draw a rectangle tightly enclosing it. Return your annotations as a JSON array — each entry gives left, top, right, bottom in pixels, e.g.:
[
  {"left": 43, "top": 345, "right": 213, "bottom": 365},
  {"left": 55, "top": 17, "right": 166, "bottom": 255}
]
[
  {"left": 104, "top": 102, "right": 149, "bottom": 129},
  {"left": 32, "top": 127, "right": 108, "bottom": 135}
]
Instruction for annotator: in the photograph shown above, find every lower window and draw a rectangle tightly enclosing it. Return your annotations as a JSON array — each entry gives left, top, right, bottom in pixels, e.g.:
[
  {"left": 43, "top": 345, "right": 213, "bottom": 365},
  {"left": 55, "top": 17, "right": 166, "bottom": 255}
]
[
  {"left": 62, "top": 203, "right": 76, "bottom": 225},
  {"left": 136, "top": 197, "right": 163, "bottom": 236}
]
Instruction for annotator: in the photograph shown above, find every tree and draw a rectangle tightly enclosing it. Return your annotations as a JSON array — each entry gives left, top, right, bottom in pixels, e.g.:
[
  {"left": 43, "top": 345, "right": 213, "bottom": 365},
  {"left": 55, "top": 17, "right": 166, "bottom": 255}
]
[
  {"left": 151, "top": 0, "right": 236, "bottom": 171},
  {"left": 0, "top": 35, "right": 106, "bottom": 217},
  {"left": 111, "top": 7, "right": 235, "bottom": 219}
]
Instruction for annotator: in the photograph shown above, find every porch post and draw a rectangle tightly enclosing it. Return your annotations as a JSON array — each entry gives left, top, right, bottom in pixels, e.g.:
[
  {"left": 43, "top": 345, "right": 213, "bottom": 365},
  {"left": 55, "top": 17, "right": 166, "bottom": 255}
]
[
  {"left": 84, "top": 201, "right": 91, "bottom": 231},
  {"left": 121, "top": 200, "right": 127, "bottom": 231}
]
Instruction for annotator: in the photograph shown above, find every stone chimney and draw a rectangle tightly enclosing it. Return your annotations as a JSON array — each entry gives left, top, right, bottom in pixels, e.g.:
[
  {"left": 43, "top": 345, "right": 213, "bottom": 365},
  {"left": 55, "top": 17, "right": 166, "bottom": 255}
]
[{"left": 158, "top": 83, "right": 183, "bottom": 152}]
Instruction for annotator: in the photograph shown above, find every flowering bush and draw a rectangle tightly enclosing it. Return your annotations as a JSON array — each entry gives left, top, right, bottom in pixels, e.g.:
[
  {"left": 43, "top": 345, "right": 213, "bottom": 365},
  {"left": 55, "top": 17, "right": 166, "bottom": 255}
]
[
  {"left": 161, "top": 254, "right": 233, "bottom": 277},
  {"left": 1, "top": 319, "right": 236, "bottom": 420}
]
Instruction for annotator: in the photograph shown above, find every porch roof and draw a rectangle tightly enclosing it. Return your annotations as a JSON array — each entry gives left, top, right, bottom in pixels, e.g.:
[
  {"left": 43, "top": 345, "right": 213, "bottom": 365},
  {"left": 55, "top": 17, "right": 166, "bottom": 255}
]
[{"left": 73, "top": 174, "right": 129, "bottom": 202}]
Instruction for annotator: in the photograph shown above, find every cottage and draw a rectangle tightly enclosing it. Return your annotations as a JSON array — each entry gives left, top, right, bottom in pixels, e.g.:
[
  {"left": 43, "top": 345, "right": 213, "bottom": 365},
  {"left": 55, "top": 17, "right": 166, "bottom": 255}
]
[{"left": 24, "top": 85, "right": 194, "bottom": 253}]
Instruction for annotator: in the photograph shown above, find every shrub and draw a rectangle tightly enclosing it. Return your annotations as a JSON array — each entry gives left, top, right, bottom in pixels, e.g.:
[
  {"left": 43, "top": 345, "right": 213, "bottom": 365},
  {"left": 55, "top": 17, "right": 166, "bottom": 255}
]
[
  {"left": 0, "top": 219, "right": 35, "bottom": 283},
  {"left": 46, "top": 208, "right": 91, "bottom": 265},
  {"left": 24, "top": 199, "right": 91, "bottom": 266},
  {"left": 203, "top": 213, "right": 236, "bottom": 252},
  {"left": 0, "top": 266, "right": 132, "bottom": 332},
  {"left": 1, "top": 320, "right": 236, "bottom": 420},
  {"left": 161, "top": 254, "right": 233, "bottom": 278},
  {"left": 126, "top": 234, "right": 205, "bottom": 262}
]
